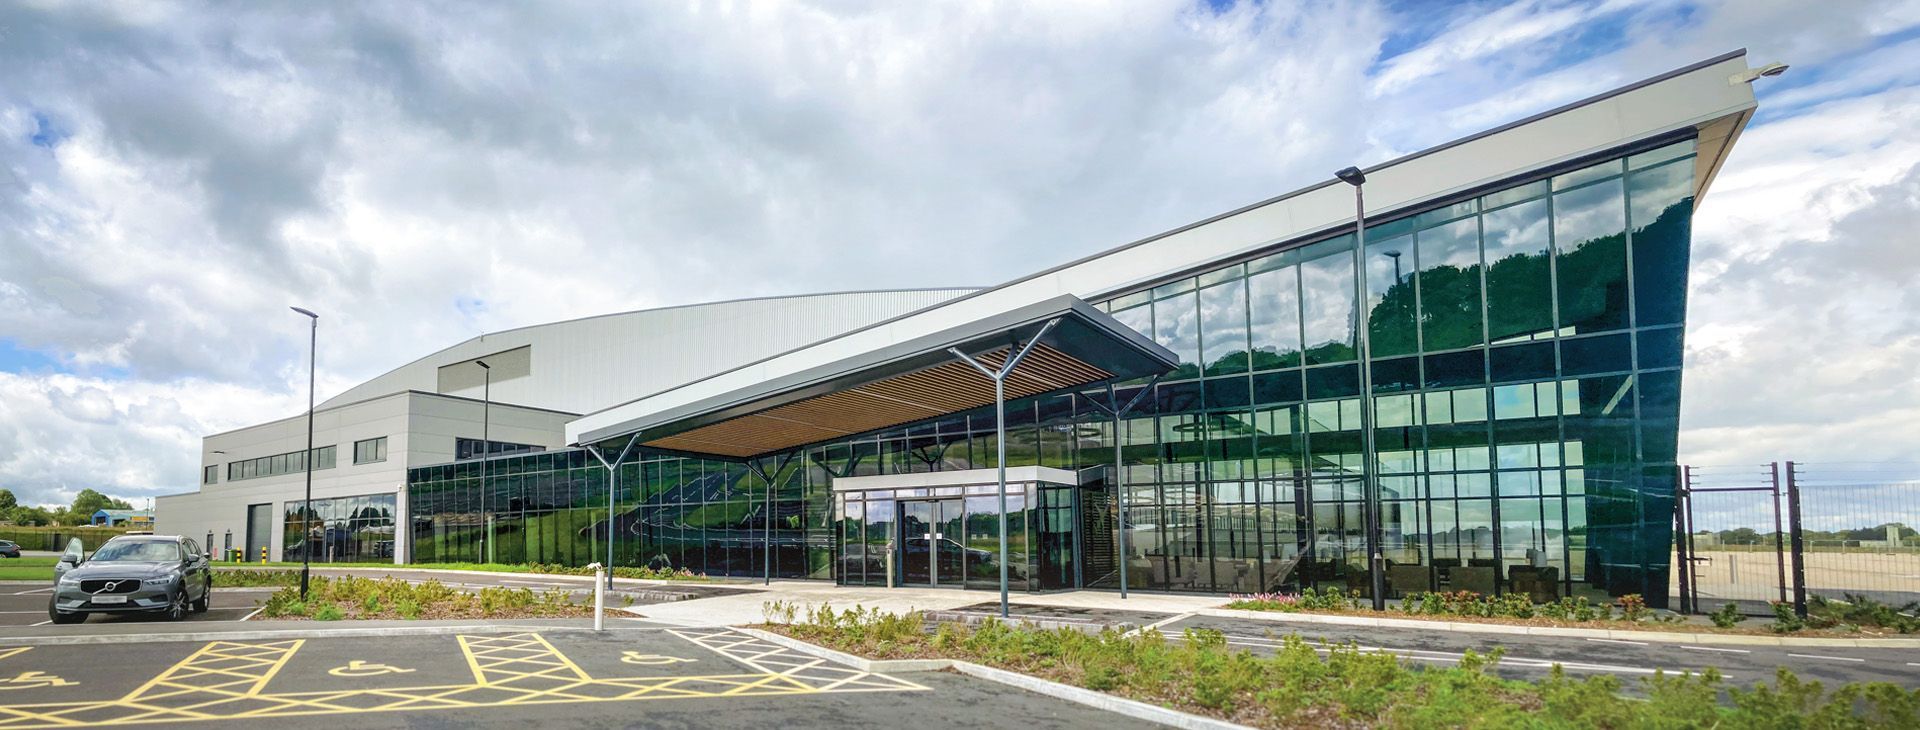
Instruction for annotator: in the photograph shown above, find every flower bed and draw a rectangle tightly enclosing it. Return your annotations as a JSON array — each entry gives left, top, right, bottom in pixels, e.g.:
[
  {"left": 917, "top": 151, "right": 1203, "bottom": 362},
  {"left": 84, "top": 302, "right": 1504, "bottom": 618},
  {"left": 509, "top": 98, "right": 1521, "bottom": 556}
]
[
  {"left": 762, "top": 603, "right": 1919, "bottom": 729},
  {"left": 256, "top": 575, "right": 593, "bottom": 620}
]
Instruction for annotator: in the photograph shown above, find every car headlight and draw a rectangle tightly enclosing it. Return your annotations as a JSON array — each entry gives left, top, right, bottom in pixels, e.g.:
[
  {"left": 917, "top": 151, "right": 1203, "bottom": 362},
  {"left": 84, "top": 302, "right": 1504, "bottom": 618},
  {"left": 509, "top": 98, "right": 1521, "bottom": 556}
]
[
  {"left": 142, "top": 577, "right": 176, "bottom": 586},
  {"left": 57, "top": 574, "right": 79, "bottom": 584}
]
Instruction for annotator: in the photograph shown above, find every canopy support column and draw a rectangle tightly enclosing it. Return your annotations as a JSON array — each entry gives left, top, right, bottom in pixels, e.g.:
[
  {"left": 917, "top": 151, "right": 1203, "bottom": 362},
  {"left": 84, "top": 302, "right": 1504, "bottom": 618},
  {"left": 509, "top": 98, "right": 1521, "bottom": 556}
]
[
  {"left": 1083, "top": 374, "right": 1161, "bottom": 599},
  {"left": 745, "top": 451, "right": 798, "bottom": 586},
  {"left": 951, "top": 317, "right": 1060, "bottom": 619},
  {"left": 588, "top": 434, "right": 640, "bottom": 591}
]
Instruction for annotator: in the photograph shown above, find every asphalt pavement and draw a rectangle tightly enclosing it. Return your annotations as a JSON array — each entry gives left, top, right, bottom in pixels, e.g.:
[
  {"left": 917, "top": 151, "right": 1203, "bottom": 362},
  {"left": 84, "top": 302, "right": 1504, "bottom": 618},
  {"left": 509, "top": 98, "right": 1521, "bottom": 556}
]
[{"left": 0, "top": 624, "right": 1154, "bottom": 729}]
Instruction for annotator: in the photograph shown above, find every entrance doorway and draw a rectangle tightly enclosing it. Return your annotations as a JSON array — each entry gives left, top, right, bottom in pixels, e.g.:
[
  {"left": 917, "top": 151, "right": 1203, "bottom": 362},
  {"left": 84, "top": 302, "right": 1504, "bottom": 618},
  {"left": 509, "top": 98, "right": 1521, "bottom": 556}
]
[{"left": 900, "top": 499, "right": 964, "bottom": 588}]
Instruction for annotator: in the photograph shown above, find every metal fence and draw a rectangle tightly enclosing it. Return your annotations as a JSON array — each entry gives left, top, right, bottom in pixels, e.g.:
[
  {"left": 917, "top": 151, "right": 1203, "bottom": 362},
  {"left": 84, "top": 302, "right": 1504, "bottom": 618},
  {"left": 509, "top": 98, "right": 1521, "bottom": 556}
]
[{"left": 1671, "top": 461, "right": 1919, "bottom": 616}]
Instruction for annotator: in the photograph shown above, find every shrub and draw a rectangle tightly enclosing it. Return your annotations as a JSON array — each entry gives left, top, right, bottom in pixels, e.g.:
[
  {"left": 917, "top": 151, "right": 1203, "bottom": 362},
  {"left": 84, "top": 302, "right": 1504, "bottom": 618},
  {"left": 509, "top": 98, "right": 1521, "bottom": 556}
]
[
  {"left": 1809, "top": 594, "right": 1920, "bottom": 634},
  {"left": 1616, "top": 594, "right": 1651, "bottom": 622},
  {"left": 313, "top": 605, "right": 344, "bottom": 621},
  {"left": 1710, "top": 603, "right": 1747, "bottom": 629},
  {"left": 1771, "top": 601, "right": 1806, "bottom": 633}
]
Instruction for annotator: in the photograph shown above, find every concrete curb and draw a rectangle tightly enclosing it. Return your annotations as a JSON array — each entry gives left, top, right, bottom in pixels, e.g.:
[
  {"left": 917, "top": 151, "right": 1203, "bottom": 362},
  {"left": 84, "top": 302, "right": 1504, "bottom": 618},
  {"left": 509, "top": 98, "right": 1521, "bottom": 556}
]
[
  {"left": 948, "top": 661, "right": 1250, "bottom": 730},
  {"left": 0, "top": 623, "right": 621, "bottom": 647},
  {"left": 733, "top": 627, "right": 1250, "bottom": 729},
  {"left": 1193, "top": 607, "right": 1920, "bottom": 648}
]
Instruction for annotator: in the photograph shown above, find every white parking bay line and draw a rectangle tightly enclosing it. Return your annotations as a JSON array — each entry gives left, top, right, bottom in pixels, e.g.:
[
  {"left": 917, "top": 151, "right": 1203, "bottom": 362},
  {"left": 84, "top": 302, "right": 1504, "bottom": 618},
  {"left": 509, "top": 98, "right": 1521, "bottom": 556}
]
[
  {"left": 238, "top": 606, "right": 266, "bottom": 621},
  {"left": 11, "top": 588, "right": 51, "bottom": 595},
  {"left": 1680, "top": 645, "right": 1750, "bottom": 654},
  {"left": 1788, "top": 653, "right": 1865, "bottom": 663},
  {"left": 1585, "top": 638, "right": 1649, "bottom": 646},
  {"left": 29, "top": 621, "right": 49, "bottom": 627}
]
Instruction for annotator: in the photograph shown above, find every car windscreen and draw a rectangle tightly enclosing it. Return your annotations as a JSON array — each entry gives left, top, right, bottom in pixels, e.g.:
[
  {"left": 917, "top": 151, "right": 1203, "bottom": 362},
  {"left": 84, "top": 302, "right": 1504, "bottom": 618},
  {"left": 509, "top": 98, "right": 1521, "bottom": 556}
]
[{"left": 90, "top": 541, "right": 180, "bottom": 562}]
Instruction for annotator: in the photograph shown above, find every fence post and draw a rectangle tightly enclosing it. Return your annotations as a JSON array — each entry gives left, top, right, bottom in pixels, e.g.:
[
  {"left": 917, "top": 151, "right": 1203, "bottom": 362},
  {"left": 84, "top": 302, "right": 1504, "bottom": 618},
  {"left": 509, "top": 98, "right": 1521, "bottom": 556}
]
[
  {"left": 1770, "top": 462, "right": 1788, "bottom": 605},
  {"left": 1785, "top": 461, "right": 1808, "bottom": 617},
  {"left": 1673, "top": 470, "right": 1691, "bottom": 615}
]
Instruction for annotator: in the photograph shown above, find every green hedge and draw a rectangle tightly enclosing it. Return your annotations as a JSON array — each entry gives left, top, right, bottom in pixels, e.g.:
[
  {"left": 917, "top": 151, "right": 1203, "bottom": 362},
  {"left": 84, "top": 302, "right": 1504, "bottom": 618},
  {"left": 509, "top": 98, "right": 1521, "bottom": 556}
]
[{"left": 0, "top": 526, "right": 131, "bottom": 552}]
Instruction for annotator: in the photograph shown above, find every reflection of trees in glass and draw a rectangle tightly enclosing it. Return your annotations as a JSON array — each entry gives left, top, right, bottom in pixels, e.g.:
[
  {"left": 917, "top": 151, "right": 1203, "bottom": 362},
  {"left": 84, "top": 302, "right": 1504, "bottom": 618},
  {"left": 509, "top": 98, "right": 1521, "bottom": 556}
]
[
  {"left": 1630, "top": 156, "right": 1694, "bottom": 327},
  {"left": 1554, "top": 179, "right": 1628, "bottom": 334},
  {"left": 1483, "top": 198, "right": 1555, "bottom": 342}
]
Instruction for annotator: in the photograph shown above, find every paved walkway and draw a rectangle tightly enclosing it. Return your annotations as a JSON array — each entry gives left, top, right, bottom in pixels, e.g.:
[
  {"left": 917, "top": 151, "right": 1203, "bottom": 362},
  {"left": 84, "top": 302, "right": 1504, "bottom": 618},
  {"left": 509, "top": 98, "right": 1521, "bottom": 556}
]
[{"left": 623, "top": 581, "right": 1220, "bottom": 626}]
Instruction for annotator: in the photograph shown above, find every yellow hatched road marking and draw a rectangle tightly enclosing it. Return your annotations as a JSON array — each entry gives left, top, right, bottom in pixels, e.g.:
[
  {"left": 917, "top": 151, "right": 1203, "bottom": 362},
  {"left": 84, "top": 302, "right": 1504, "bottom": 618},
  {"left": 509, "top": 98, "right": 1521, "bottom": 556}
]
[
  {"left": 0, "top": 630, "right": 924, "bottom": 728},
  {"left": 0, "top": 650, "right": 30, "bottom": 664}
]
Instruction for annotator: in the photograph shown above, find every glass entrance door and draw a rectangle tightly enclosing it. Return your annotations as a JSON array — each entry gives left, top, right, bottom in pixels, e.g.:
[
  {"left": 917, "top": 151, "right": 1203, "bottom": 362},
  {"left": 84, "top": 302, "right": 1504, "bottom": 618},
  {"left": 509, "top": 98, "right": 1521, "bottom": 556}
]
[{"left": 900, "top": 499, "right": 964, "bottom": 588}]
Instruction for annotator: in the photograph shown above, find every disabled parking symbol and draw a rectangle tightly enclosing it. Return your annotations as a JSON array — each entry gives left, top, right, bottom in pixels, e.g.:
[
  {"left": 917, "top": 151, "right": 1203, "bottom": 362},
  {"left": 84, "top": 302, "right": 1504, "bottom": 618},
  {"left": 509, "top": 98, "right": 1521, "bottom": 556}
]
[
  {"left": 619, "top": 652, "right": 695, "bottom": 666},
  {"left": 328, "top": 660, "right": 416, "bottom": 678},
  {"left": 0, "top": 671, "right": 76, "bottom": 691}
]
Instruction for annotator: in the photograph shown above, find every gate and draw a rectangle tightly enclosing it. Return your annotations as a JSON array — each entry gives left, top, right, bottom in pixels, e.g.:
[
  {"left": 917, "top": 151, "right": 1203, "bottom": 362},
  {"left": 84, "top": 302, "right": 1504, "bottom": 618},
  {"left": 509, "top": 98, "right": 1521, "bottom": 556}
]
[
  {"left": 1673, "top": 464, "right": 1789, "bottom": 615},
  {"left": 1674, "top": 461, "right": 1920, "bottom": 617}
]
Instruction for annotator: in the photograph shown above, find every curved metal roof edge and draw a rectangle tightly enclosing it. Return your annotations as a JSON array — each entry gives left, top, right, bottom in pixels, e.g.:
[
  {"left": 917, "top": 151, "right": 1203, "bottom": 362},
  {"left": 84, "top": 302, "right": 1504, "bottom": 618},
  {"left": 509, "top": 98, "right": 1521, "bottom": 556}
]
[{"left": 317, "top": 287, "right": 980, "bottom": 410}]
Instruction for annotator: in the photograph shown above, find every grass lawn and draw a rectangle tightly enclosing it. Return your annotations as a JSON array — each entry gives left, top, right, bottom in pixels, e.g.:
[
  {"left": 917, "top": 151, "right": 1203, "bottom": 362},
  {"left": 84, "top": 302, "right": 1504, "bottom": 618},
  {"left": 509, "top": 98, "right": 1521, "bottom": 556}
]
[{"left": 0, "top": 556, "right": 60, "bottom": 582}]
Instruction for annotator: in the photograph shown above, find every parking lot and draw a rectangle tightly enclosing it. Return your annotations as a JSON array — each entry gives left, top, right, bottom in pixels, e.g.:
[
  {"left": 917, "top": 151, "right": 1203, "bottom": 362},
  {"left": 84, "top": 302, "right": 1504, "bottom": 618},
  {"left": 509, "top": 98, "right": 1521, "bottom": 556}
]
[
  {"left": 0, "top": 585, "right": 263, "bottom": 626},
  {"left": 0, "top": 626, "right": 1153, "bottom": 729}
]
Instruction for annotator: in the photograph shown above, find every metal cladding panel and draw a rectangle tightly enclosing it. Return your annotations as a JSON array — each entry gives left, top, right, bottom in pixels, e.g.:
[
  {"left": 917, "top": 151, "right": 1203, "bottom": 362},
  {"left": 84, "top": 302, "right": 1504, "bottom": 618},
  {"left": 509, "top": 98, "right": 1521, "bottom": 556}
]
[
  {"left": 567, "top": 52, "right": 1758, "bottom": 446},
  {"left": 316, "top": 289, "right": 973, "bottom": 416}
]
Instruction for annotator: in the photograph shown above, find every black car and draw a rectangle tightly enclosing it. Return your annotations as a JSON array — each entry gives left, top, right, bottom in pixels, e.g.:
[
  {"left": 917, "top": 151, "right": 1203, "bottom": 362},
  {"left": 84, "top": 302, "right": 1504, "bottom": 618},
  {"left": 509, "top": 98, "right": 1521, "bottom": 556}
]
[
  {"left": 0, "top": 540, "right": 19, "bottom": 559},
  {"left": 49, "top": 535, "right": 212, "bottom": 624}
]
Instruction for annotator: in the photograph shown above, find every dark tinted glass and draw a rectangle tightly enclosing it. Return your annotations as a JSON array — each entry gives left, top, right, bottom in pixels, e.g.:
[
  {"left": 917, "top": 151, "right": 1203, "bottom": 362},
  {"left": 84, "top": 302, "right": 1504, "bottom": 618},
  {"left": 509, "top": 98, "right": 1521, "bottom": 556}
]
[
  {"left": 1636, "top": 327, "right": 1684, "bottom": 370},
  {"left": 1370, "top": 356, "right": 1420, "bottom": 393},
  {"left": 1365, "top": 234, "right": 1417, "bottom": 358},
  {"left": 1561, "top": 334, "right": 1632, "bottom": 376},
  {"left": 1482, "top": 198, "right": 1554, "bottom": 343},
  {"left": 1489, "top": 342, "right": 1555, "bottom": 382},
  {"left": 1416, "top": 216, "right": 1483, "bottom": 350},
  {"left": 1423, "top": 349, "right": 1485, "bottom": 389},
  {"left": 1553, "top": 178, "right": 1629, "bottom": 335},
  {"left": 1252, "top": 369, "right": 1304, "bottom": 405},
  {"left": 1305, "top": 364, "right": 1360, "bottom": 399},
  {"left": 1629, "top": 160, "right": 1694, "bottom": 326}
]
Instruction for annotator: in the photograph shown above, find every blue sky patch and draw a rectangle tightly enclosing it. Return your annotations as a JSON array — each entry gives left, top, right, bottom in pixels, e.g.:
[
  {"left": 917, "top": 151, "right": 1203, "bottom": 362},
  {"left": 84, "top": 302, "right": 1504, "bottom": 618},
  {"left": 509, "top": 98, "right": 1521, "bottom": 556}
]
[{"left": 28, "top": 112, "right": 68, "bottom": 149}]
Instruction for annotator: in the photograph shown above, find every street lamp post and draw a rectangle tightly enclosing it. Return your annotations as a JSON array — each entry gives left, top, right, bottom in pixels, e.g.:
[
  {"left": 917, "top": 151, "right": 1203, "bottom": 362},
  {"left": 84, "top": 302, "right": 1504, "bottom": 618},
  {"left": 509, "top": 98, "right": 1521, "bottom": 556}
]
[
  {"left": 290, "top": 306, "right": 319, "bottom": 600},
  {"left": 1334, "top": 167, "right": 1387, "bottom": 611},
  {"left": 477, "top": 360, "right": 491, "bottom": 564}
]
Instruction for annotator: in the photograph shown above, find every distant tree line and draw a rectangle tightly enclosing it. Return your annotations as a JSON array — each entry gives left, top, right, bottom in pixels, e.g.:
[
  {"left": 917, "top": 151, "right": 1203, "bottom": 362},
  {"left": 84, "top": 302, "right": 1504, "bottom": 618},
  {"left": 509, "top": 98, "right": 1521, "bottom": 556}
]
[
  {"left": 1699, "top": 523, "right": 1916, "bottom": 547},
  {"left": 0, "top": 488, "right": 135, "bottom": 527}
]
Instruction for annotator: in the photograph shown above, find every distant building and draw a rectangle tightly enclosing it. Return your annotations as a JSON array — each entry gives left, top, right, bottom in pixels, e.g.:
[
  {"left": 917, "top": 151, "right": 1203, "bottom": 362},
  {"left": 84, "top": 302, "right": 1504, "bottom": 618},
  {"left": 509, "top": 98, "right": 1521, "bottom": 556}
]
[{"left": 92, "top": 509, "right": 154, "bottom": 528}]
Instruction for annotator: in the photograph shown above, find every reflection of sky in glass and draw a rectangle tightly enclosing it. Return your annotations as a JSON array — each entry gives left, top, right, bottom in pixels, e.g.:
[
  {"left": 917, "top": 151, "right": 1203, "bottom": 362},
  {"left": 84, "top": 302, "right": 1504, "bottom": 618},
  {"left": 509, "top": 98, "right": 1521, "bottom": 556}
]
[
  {"left": 1247, "top": 266, "right": 1300, "bottom": 357},
  {"left": 1629, "top": 160, "right": 1691, "bottom": 227},
  {"left": 1153, "top": 290, "right": 1199, "bottom": 367},
  {"left": 1483, "top": 198, "right": 1549, "bottom": 266},
  {"left": 1198, "top": 279, "right": 1248, "bottom": 366},
  {"left": 1300, "top": 244, "right": 1354, "bottom": 355},
  {"left": 1552, "top": 178, "right": 1625, "bottom": 252}
]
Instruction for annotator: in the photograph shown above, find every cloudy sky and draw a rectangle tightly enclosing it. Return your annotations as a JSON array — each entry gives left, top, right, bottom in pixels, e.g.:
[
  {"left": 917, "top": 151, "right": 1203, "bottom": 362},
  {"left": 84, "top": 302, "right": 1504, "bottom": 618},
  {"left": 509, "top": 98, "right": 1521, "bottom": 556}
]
[{"left": 1, "top": 0, "right": 1917, "bottom": 510}]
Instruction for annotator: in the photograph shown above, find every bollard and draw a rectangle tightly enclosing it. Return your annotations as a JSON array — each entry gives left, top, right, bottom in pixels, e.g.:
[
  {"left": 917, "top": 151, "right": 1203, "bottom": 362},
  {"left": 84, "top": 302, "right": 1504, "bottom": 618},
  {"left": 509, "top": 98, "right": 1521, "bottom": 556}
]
[
  {"left": 588, "top": 562, "right": 605, "bottom": 632},
  {"left": 260, "top": 546, "right": 267, "bottom": 564}
]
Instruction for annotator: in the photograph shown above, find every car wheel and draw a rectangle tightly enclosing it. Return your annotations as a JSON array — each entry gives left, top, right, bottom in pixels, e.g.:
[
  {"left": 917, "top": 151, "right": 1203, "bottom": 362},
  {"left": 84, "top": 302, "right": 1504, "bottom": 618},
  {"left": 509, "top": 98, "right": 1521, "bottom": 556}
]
[
  {"left": 165, "top": 591, "right": 187, "bottom": 621},
  {"left": 192, "top": 583, "right": 210, "bottom": 613},
  {"left": 47, "top": 599, "right": 84, "bottom": 625}
]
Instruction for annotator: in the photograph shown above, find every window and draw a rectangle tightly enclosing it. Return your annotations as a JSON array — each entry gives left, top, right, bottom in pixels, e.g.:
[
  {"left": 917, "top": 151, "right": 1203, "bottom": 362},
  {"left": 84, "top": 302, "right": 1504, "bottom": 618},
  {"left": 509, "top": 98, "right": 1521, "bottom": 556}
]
[
  {"left": 354, "top": 437, "right": 388, "bottom": 465},
  {"left": 202, "top": 465, "right": 218, "bottom": 485},
  {"left": 226, "top": 446, "right": 337, "bottom": 481},
  {"left": 455, "top": 438, "right": 545, "bottom": 461}
]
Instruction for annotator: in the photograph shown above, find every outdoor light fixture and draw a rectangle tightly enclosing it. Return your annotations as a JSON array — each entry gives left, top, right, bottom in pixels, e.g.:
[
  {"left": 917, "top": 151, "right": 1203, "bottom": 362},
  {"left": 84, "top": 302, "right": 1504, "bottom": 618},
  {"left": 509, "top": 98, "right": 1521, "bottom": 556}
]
[
  {"left": 1731, "top": 62, "right": 1789, "bottom": 84},
  {"left": 1334, "top": 167, "right": 1387, "bottom": 611},
  {"left": 476, "top": 359, "right": 492, "bottom": 564},
  {"left": 290, "top": 306, "right": 319, "bottom": 600}
]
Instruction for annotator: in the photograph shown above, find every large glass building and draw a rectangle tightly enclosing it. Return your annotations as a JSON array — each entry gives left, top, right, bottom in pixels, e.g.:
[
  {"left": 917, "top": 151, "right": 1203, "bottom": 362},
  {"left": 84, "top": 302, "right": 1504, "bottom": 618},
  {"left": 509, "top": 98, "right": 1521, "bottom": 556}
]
[
  {"left": 408, "top": 134, "right": 1701, "bottom": 604},
  {"left": 160, "top": 51, "right": 1761, "bottom": 610}
]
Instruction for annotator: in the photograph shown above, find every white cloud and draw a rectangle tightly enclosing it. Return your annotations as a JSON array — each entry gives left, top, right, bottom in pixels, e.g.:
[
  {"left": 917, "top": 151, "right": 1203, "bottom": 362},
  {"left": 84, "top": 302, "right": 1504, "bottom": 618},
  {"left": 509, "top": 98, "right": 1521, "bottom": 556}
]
[{"left": 0, "top": 0, "right": 1917, "bottom": 507}]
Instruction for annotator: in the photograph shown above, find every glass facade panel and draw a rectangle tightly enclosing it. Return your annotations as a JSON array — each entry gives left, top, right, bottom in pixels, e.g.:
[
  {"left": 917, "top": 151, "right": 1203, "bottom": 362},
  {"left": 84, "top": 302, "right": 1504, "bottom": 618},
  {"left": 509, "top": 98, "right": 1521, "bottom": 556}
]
[
  {"left": 405, "top": 141, "right": 1694, "bottom": 607},
  {"left": 284, "top": 492, "right": 396, "bottom": 564}
]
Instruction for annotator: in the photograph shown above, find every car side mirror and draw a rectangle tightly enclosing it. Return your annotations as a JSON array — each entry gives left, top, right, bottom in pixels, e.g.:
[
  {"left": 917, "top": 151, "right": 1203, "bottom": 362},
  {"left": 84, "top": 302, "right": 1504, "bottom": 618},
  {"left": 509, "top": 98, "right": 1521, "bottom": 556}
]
[{"left": 59, "top": 554, "right": 79, "bottom": 566}]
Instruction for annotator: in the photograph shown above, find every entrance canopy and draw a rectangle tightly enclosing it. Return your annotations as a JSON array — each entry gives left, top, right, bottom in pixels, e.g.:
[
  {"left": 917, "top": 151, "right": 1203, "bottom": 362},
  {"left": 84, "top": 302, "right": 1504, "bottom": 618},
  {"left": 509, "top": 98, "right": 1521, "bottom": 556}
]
[{"left": 576, "top": 295, "right": 1177, "bottom": 461}]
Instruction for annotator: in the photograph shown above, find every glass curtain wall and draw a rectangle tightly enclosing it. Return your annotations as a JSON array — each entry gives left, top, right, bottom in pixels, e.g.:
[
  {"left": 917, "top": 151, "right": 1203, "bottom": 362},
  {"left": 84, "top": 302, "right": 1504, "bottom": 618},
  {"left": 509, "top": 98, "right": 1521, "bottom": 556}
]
[
  {"left": 283, "top": 493, "right": 397, "bottom": 563},
  {"left": 406, "top": 139, "right": 1696, "bottom": 605}
]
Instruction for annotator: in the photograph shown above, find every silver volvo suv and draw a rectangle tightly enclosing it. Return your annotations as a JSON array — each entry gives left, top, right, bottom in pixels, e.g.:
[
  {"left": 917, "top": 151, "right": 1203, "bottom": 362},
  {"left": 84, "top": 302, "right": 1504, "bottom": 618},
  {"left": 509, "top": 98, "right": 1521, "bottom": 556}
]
[{"left": 49, "top": 535, "right": 212, "bottom": 624}]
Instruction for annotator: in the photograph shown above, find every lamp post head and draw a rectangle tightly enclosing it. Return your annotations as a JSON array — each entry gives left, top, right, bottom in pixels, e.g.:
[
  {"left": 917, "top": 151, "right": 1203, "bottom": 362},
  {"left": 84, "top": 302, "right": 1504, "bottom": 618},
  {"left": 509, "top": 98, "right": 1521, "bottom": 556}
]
[
  {"left": 475, "top": 360, "right": 490, "bottom": 370},
  {"left": 1335, "top": 167, "right": 1367, "bottom": 186},
  {"left": 290, "top": 306, "right": 318, "bottom": 319}
]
